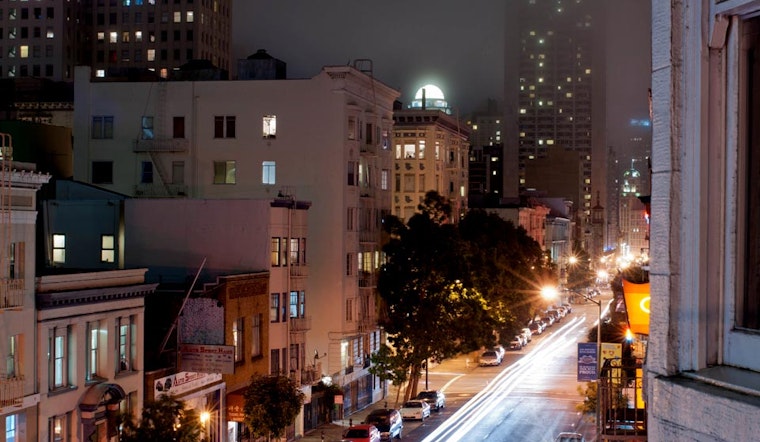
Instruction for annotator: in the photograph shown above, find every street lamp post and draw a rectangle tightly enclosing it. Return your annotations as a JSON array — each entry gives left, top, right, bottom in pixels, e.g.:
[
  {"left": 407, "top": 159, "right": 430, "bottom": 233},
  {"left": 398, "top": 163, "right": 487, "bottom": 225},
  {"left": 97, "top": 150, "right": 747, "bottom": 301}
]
[{"left": 573, "top": 290, "right": 602, "bottom": 441}]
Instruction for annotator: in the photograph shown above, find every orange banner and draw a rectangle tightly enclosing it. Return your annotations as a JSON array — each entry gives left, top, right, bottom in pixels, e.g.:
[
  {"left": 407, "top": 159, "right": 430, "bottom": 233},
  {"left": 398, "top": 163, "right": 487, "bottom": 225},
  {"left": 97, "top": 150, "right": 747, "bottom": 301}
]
[{"left": 622, "top": 280, "right": 650, "bottom": 335}]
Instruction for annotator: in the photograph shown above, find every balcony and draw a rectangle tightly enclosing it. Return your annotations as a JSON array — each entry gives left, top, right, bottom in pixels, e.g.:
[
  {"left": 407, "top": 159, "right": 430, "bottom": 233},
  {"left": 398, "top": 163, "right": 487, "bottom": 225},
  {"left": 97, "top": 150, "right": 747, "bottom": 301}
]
[
  {"left": 133, "top": 138, "right": 189, "bottom": 152},
  {"left": 0, "top": 374, "right": 24, "bottom": 407},
  {"left": 0, "top": 278, "right": 24, "bottom": 310},
  {"left": 134, "top": 183, "right": 187, "bottom": 198},
  {"left": 289, "top": 316, "right": 311, "bottom": 332},
  {"left": 301, "top": 366, "right": 320, "bottom": 385},
  {"left": 289, "top": 264, "right": 308, "bottom": 278}
]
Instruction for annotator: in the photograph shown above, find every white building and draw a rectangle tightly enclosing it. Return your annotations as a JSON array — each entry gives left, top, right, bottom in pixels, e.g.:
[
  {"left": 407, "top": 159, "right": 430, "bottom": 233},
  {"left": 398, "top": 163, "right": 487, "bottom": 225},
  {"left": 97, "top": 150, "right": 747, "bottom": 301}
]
[
  {"left": 35, "top": 269, "right": 156, "bottom": 442},
  {"left": 648, "top": 0, "right": 760, "bottom": 439},
  {"left": 0, "top": 137, "right": 50, "bottom": 442},
  {"left": 73, "top": 64, "right": 400, "bottom": 418}
]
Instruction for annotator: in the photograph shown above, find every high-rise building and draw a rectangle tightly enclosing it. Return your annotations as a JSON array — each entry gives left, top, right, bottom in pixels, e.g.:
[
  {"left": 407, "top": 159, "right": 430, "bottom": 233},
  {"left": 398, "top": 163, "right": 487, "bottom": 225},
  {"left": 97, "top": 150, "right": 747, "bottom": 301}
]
[
  {"left": 504, "top": 0, "right": 606, "bottom": 249},
  {"left": 0, "top": 0, "right": 232, "bottom": 81}
]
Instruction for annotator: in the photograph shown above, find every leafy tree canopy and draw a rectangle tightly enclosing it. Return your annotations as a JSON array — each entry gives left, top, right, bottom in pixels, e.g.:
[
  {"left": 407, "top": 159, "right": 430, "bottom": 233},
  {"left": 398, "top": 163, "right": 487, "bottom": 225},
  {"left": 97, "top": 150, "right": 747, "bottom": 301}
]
[
  {"left": 119, "top": 395, "right": 203, "bottom": 442},
  {"left": 243, "top": 374, "right": 305, "bottom": 439}
]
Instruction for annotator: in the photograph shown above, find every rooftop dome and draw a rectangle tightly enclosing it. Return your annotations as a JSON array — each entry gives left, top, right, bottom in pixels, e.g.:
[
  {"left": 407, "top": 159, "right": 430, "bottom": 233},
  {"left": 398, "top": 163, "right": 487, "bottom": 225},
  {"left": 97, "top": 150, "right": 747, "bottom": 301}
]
[{"left": 414, "top": 84, "right": 445, "bottom": 100}]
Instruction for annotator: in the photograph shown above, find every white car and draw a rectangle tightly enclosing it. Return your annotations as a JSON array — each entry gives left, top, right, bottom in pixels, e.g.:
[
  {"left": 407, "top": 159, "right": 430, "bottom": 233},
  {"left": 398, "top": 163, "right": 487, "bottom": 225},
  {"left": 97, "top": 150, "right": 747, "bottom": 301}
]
[
  {"left": 478, "top": 350, "right": 502, "bottom": 366},
  {"left": 400, "top": 399, "right": 431, "bottom": 421}
]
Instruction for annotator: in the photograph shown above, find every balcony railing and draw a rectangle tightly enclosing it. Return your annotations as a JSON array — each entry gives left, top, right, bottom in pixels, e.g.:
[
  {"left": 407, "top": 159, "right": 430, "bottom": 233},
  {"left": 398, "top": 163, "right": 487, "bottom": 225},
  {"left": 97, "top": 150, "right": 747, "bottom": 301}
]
[
  {"left": 0, "top": 278, "right": 24, "bottom": 310},
  {"left": 134, "top": 183, "right": 188, "bottom": 198},
  {"left": 0, "top": 374, "right": 24, "bottom": 408},
  {"left": 289, "top": 316, "right": 311, "bottom": 332},
  {"left": 133, "top": 138, "right": 189, "bottom": 152},
  {"left": 289, "top": 264, "right": 308, "bottom": 278}
]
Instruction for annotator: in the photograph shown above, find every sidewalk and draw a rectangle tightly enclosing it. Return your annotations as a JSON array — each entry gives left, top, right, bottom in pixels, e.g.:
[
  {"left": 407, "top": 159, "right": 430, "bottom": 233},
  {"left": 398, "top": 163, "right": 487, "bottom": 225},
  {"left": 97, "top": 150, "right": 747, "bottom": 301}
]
[{"left": 298, "top": 352, "right": 479, "bottom": 441}]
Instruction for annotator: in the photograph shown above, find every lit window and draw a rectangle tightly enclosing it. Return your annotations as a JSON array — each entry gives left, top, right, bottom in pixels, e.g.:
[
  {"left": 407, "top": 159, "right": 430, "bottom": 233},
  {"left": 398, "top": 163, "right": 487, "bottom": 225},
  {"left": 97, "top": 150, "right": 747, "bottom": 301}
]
[
  {"left": 566, "top": 92, "right": 573, "bottom": 98},
  {"left": 109, "top": 32, "right": 117, "bottom": 43},
  {"left": 519, "top": 109, "right": 526, "bottom": 114},
  {"left": 233, "top": 317, "right": 244, "bottom": 362},
  {"left": 122, "top": 31, "right": 130, "bottom": 42},
  {"left": 262, "top": 161, "right": 275, "bottom": 185},
  {"left": 86, "top": 321, "right": 100, "bottom": 380},
  {"left": 270, "top": 293, "right": 280, "bottom": 322},
  {"left": 141, "top": 116, "right": 154, "bottom": 140},
  {"left": 147, "top": 49, "right": 155, "bottom": 61},
  {"left": 96, "top": 70, "right": 105, "bottom": 78},
  {"left": 97, "top": 32, "right": 105, "bottom": 42},
  {"left": 101, "top": 235, "right": 115, "bottom": 263},
  {"left": 135, "top": 31, "right": 142, "bottom": 42},
  {"left": 213, "top": 161, "right": 236, "bottom": 184},
  {"left": 50, "top": 415, "right": 67, "bottom": 442},
  {"left": 271, "top": 237, "right": 281, "bottom": 266},
  {"left": 20, "top": 45, "right": 28, "bottom": 58},
  {"left": 381, "top": 169, "right": 389, "bottom": 190},
  {"left": 585, "top": 68, "right": 592, "bottom": 74},
  {"left": 52, "top": 234, "right": 65, "bottom": 263},
  {"left": 403, "top": 143, "right": 415, "bottom": 159},
  {"left": 7, "top": 335, "right": 19, "bottom": 378},
  {"left": 173, "top": 11, "right": 181, "bottom": 23},
  {"left": 290, "top": 238, "right": 299, "bottom": 265},
  {"left": 6, "top": 415, "right": 17, "bottom": 442},
  {"left": 50, "top": 327, "right": 69, "bottom": 389},
  {"left": 117, "top": 316, "right": 135, "bottom": 373},
  {"left": 263, "top": 115, "right": 276, "bottom": 139},
  {"left": 186, "top": 11, "right": 194, "bottom": 22}
]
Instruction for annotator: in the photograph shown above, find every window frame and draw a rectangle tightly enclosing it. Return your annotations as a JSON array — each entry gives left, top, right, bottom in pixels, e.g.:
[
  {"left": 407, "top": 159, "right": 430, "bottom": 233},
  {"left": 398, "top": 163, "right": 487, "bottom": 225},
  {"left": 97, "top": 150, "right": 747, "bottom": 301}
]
[
  {"left": 86, "top": 321, "right": 101, "bottom": 381},
  {"left": 91, "top": 116, "right": 114, "bottom": 139},
  {"left": 49, "top": 326, "right": 69, "bottom": 390},
  {"left": 232, "top": 317, "right": 244, "bottom": 363},
  {"left": 213, "top": 160, "right": 236, "bottom": 184},
  {"left": 263, "top": 115, "right": 277, "bottom": 139},
  {"left": 52, "top": 234, "right": 65, "bottom": 264},
  {"left": 270, "top": 293, "right": 280, "bottom": 323},
  {"left": 116, "top": 316, "right": 135, "bottom": 374},
  {"left": 262, "top": 161, "right": 276, "bottom": 185}
]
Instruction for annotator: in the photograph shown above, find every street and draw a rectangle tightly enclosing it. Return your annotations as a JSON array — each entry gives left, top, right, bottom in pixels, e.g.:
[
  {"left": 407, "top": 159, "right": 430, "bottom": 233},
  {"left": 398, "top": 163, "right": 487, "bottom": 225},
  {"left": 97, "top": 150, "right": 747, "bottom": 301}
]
[{"left": 302, "top": 295, "right": 608, "bottom": 442}]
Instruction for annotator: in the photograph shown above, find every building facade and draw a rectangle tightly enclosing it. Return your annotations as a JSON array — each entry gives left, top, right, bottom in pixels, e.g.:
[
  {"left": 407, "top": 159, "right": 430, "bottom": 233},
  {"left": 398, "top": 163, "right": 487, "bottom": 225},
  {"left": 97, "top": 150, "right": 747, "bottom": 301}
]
[
  {"left": 0, "top": 145, "right": 50, "bottom": 442},
  {"left": 647, "top": 0, "right": 760, "bottom": 439},
  {"left": 73, "top": 63, "right": 400, "bottom": 425}
]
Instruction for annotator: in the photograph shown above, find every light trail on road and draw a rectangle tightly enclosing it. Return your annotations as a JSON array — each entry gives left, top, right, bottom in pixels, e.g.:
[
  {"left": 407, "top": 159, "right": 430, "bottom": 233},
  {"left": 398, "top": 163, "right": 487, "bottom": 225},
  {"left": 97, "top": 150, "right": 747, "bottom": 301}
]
[{"left": 422, "top": 316, "right": 589, "bottom": 442}]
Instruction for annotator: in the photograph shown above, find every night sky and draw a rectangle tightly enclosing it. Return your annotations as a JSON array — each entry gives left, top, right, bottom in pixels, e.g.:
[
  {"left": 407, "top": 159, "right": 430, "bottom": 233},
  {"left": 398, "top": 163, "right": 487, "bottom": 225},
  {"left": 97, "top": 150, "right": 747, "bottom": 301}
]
[{"left": 231, "top": 0, "right": 650, "bottom": 140}]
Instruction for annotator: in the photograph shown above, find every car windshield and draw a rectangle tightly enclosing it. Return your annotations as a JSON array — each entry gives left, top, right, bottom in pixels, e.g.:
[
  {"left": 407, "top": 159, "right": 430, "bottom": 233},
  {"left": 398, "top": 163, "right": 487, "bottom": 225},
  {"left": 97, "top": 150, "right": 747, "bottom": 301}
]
[
  {"left": 417, "top": 392, "right": 435, "bottom": 399},
  {"left": 404, "top": 402, "right": 421, "bottom": 408},
  {"left": 345, "top": 429, "right": 369, "bottom": 437},
  {"left": 482, "top": 351, "right": 497, "bottom": 357},
  {"left": 366, "top": 413, "right": 390, "bottom": 429}
]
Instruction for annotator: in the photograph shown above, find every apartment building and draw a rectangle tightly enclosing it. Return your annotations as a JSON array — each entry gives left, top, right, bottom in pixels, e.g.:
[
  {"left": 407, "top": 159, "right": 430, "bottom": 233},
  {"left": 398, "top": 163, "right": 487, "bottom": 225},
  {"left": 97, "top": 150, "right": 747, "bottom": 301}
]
[
  {"left": 0, "top": 135, "right": 50, "bottom": 442},
  {"left": 393, "top": 85, "right": 470, "bottom": 222},
  {"left": 648, "top": 0, "right": 760, "bottom": 439},
  {"left": 72, "top": 63, "right": 400, "bottom": 426}
]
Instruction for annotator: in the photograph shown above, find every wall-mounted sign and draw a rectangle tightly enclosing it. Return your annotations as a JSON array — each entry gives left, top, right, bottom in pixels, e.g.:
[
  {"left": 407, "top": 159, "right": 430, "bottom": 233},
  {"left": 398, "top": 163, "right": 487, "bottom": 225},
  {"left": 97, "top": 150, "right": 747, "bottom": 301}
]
[
  {"left": 577, "top": 342, "right": 598, "bottom": 382},
  {"left": 179, "top": 344, "right": 235, "bottom": 374},
  {"left": 154, "top": 371, "right": 222, "bottom": 398}
]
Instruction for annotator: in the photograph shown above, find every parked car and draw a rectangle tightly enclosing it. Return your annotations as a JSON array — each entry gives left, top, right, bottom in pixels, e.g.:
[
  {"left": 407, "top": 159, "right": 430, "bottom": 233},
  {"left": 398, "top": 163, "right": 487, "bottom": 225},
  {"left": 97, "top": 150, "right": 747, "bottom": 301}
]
[
  {"left": 415, "top": 390, "right": 446, "bottom": 411},
  {"left": 542, "top": 315, "right": 555, "bottom": 327},
  {"left": 492, "top": 344, "right": 506, "bottom": 360},
  {"left": 529, "top": 322, "right": 544, "bottom": 335},
  {"left": 562, "top": 303, "right": 573, "bottom": 314},
  {"left": 555, "top": 432, "right": 586, "bottom": 442},
  {"left": 521, "top": 327, "right": 533, "bottom": 343},
  {"left": 478, "top": 350, "right": 502, "bottom": 366},
  {"left": 509, "top": 337, "right": 523, "bottom": 350},
  {"left": 343, "top": 424, "right": 381, "bottom": 442},
  {"left": 364, "top": 408, "right": 403, "bottom": 441},
  {"left": 400, "top": 399, "right": 431, "bottom": 421}
]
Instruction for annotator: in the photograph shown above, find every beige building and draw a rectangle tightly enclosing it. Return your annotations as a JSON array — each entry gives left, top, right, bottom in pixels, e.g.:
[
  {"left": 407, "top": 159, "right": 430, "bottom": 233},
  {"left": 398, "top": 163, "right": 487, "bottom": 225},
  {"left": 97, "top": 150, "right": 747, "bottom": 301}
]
[
  {"left": 392, "top": 85, "right": 470, "bottom": 222},
  {"left": 0, "top": 140, "right": 50, "bottom": 442},
  {"left": 35, "top": 270, "right": 156, "bottom": 442},
  {"left": 648, "top": 0, "right": 760, "bottom": 440},
  {"left": 73, "top": 63, "right": 400, "bottom": 429}
]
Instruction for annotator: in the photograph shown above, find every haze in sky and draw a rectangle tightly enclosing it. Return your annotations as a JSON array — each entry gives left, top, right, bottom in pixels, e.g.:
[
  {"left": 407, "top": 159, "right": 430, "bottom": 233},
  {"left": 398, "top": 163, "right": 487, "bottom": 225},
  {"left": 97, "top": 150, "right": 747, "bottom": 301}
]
[
  {"left": 231, "top": 0, "right": 650, "bottom": 129},
  {"left": 232, "top": 0, "right": 506, "bottom": 115}
]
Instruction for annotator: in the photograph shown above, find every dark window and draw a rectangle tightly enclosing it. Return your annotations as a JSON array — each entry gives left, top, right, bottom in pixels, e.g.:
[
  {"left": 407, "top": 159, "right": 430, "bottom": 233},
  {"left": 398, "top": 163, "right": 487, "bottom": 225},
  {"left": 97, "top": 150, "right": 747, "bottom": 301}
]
[
  {"left": 91, "top": 161, "right": 113, "bottom": 184},
  {"left": 173, "top": 116, "right": 185, "bottom": 138},
  {"left": 141, "top": 161, "right": 153, "bottom": 184}
]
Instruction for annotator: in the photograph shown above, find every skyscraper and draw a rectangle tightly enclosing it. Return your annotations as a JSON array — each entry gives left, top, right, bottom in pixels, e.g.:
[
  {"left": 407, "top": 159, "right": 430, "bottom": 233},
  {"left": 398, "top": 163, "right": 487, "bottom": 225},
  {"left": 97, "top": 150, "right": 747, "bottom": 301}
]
[
  {"left": 504, "top": 0, "right": 606, "bottom": 247},
  {"left": 0, "top": 0, "right": 232, "bottom": 81}
]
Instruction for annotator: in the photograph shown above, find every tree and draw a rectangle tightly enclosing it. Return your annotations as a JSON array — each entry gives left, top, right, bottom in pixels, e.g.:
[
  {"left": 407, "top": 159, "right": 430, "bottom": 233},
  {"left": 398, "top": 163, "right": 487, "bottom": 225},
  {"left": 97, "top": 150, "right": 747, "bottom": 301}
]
[
  {"left": 243, "top": 374, "right": 304, "bottom": 440},
  {"left": 119, "top": 395, "right": 203, "bottom": 442}
]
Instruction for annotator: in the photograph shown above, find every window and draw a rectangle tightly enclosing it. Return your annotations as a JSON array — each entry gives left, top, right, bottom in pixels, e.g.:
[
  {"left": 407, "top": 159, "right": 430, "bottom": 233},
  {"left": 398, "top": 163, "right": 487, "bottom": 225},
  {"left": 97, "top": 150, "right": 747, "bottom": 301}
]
[
  {"left": 52, "top": 234, "right": 65, "bottom": 263},
  {"left": 9, "top": 242, "right": 24, "bottom": 279},
  {"left": 346, "top": 298, "right": 353, "bottom": 322},
  {"left": 6, "top": 414, "right": 17, "bottom": 442},
  {"left": 404, "top": 174, "right": 415, "bottom": 192},
  {"left": 419, "top": 140, "right": 426, "bottom": 159},
  {"left": 49, "top": 326, "right": 69, "bottom": 390},
  {"left": 271, "top": 237, "right": 281, "bottom": 266},
  {"left": 117, "top": 316, "right": 135, "bottom": 373},
  {"left": 270, "top": 294, "right": 280, "bottom": 322},
  {"left": 300, "top": 239, "right": 306, "bottom": 264},
  {"left": 270, "top": 348, "right": 280, "bottom": 375},
  {"left": 173, "top": 116, "right": 185, "bottom": 138},
  {"left": 173, "top": 11, "right": 181, "bottom": 23},
  {"left": 347, "top": 161, "right": 357, "bottom": 186},
  {"left": 381, "top": 169, "right": 389, "bottom": 190},
  {"left": 141, "top": 116, "right": 154, "bottom": 139},
  {"left": 232, "top": 317, "right": 244, "bottom": 362},
  {"left": 262, "top": 161, "right": 275, "bottom": 185},
  {"left": 172, "top": 161, "right": 185, "bottom": 185},
  {"left": 404, "top": 143, "right": 416, "bottom": 159},
  {"left": 289, "top": 291, "right": 299, "bottom": 318},
  {"left": 140, "top": 161, "right": 153, "bottom": 184},
  {"left": 101, "top": 235, "right": 115, "bottom": 263},
  {"left": 91, "top": 116, "right": 114, "bottom": 139},
  {"left": 50, "top": 414, "right": 67, "bottom": 442},
  {"left": 365, "top": 122, "right": 373, "bottom": 144},
  {"left": 7, "top": 334, "right": 19, "bottom": 378},
  {"left": 91, "top": 161, "right": 113, "bottom": 184},
  {"left": 347, "top": 207, "right": 356, "bottom": 232},
  {"left": 214, "top": 115, "right": 235, "bottom": 138},
  {"left": 251, "top": 314, "right": 261, "bottom": 357},
  {"left": 348, "top": 117, "right": 356, "bottom": 140},
  {"left": 213, "top": 161, "right": 236, "bottom": 184},
  {"left": 187, "top": 11, "right": 194, "bottom": 22},
  {"left": 419, "top": 174, "right": 426, "bottom": 192},
  {"left": 289, "top": 238, "right": 299, "bottom": 265},
  {"left": 86, "top": 321, "right": 101, "bottom": 381},
  {"left": 263, "top": 115, "right": 276, "bottom": 139}
]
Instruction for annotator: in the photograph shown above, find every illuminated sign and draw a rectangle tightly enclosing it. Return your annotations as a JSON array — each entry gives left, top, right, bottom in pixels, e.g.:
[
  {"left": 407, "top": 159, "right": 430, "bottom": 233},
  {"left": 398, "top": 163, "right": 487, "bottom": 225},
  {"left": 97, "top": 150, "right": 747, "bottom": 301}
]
[{"left": 622, "top": 280, "right": 650, "bottom": 335}]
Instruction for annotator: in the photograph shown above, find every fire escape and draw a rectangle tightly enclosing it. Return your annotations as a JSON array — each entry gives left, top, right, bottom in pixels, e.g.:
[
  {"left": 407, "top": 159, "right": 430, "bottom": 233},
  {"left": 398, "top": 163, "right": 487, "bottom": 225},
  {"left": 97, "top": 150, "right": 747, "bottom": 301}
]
[{"left": 0, "top": 133, "right": 25, "bottom": 409}]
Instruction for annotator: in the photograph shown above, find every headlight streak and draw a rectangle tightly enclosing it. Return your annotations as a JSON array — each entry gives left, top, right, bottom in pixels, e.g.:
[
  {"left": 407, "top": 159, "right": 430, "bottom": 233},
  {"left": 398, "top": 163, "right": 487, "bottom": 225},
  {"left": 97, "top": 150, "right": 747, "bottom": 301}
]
[{"left": 422, "top": 316, "right": 589, "bottom": 442}]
